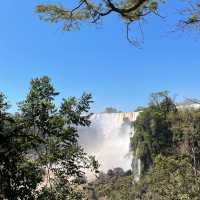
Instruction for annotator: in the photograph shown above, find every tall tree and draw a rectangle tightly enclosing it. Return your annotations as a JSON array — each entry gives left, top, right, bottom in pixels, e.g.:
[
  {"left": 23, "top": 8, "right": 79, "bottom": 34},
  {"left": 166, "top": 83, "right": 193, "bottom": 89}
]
[
  {"left": 0, "top": 77, "right": 98, "bottom": 200},
  {"left": 18, "top": 76, "right": 98, "bottom": 199},
  {"left": 0, "top": 92, "right": 42, "bottom": 200},
  {"left": 131, "top": 91, "right": 177, "bottom": 175}
]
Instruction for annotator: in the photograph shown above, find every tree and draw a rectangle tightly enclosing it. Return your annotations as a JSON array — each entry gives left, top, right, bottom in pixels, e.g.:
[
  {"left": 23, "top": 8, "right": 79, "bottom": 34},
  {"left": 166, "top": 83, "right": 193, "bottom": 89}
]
[
  {"left": 0, "top": 92, "right": 42, "bottom": 200},
  {"left": 132, "top": 155, "right": 200, "bottom": 200},
  {"left": 36, "top": 0, "right": 162, "bottom": 46},
  {"left": 0, "top": 92, "right": 19, "bottom": 199},
  {"left": 168, "top": 108, "right": 200, "bottom": 176},
  {"left": 0, "top": 76, "right": 98, "bottom": 199},
  {"left": 90, "top": 168, "right": 134, "bottom": 200},
  {"left": 130, "top": 93, "right": 200, "bottom": 199},
  {"left": 178, "top": 2, "right": 200, "bottom": 32},
  {"left": 36, "top": 0, "right": 200, "bottom": 46},
  {"left": 131, "top": 91, "right": 177, "bottom": 175},
  {"left": 103, "top": 107, "right": 121, "bottom": 113}
]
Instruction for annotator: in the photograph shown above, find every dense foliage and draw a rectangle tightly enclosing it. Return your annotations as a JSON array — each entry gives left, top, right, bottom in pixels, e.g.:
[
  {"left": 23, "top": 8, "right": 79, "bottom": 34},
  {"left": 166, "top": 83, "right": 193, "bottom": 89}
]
[
  {"left": 132, "top": 155, "right": 200, "bottom": 200},
  {"left": 2, "top": 80, "right": 200, "bottom": 199},
  {"left": 129, "top": 92, "right": 200, "bottom": 199},
  {"left": 0, "top": 76, "right": 98, "bottom": 200},
  {"left": 88, "top": 168, "right": 134, "bottom": 200},
  {"left": 131, "top": 91, "right": 177, "bottom": 174},
  {"left": 89, "top": 92, "right": 200, "bottom": 200}
]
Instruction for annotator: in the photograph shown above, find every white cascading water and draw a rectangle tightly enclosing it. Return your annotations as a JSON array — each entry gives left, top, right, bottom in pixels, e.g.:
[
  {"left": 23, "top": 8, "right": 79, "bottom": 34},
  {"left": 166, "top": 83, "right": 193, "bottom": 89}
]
[{"left": 78, "top": 112, "right": 140, "bottom": 179}]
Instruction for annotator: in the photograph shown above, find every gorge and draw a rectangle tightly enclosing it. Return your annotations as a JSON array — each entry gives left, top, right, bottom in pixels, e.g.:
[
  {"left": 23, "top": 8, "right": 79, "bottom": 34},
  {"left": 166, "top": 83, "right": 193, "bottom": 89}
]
[{"left": 78, "top": 112, "right": 140, "bottom": 179}]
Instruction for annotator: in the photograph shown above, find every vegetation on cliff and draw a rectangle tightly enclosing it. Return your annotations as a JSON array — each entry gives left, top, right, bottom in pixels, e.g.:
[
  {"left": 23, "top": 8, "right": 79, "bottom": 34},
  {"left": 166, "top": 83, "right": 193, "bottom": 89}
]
[
  {"left": 1, "top": 80, "right": 200, "bottom": 199},
  {"left": 89, "top": 92, "right": 200, "bottom": 200}
]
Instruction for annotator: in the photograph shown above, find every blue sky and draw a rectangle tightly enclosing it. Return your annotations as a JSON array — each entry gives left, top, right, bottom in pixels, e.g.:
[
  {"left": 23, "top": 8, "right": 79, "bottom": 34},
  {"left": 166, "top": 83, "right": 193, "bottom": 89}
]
[{"left": 0, "top": 0, "right": 200, "bottom": 112}]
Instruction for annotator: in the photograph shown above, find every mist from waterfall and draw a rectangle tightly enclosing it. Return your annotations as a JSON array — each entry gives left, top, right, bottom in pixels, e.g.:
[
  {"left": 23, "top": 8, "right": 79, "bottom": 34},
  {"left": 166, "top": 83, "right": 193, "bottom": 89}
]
[{"left": 78, "top": 112, "right": 139, "bottom": 177}]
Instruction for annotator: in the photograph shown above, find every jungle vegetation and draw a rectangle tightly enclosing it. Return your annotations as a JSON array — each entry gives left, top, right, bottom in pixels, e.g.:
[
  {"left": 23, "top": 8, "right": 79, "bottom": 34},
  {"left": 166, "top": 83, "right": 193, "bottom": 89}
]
[
  {"left": 1, "top": 78, "right": 200, "bottom": 199},
  {"left": 89, "top": 92, "right": 200, "bottom": 200},
  {"left": 0, "top": 76, "right": 98, "bottom": 200}
]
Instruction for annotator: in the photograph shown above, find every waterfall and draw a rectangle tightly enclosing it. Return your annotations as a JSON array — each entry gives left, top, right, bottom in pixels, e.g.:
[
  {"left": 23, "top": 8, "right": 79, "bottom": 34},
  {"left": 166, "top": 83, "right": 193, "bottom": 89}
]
[{"left": 78, "top": 112, "right": 140, "bottom": 179}]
